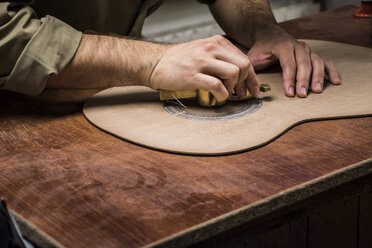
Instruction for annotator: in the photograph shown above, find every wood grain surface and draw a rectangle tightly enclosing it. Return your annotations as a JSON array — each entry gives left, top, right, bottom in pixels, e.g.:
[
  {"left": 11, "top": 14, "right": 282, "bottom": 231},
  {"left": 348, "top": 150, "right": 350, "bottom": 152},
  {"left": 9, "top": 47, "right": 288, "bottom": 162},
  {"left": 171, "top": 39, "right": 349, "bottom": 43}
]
[{"left": 0, "top": 5, "right": 371, "bottom": 248}]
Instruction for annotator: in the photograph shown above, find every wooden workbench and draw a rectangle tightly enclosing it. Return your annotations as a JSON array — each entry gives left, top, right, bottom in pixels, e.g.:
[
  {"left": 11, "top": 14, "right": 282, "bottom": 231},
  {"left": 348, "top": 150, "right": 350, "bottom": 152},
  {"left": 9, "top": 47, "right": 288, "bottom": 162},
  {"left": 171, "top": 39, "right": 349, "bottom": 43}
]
[{"left": 1, "top": 5, "right": 371, "bottom": 248}]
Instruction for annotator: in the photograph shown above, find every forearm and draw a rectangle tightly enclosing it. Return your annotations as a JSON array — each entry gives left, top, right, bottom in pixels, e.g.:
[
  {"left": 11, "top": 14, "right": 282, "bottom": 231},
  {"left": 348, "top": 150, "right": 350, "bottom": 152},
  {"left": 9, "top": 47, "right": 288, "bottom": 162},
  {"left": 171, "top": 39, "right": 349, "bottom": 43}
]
[
  {"left": 47, "top": 34, "right": 167, "bottom": 89},
  {"left": 209, "top": 0, "right": 280, "bottom": 48}
]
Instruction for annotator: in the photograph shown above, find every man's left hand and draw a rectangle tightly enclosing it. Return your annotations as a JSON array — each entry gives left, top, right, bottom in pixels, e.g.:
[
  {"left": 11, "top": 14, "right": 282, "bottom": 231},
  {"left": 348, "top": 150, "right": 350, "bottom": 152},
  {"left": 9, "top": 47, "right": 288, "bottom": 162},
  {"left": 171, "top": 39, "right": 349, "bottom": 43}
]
[{"left": 247, "top": 28, "right": 341, "bottom": 97}]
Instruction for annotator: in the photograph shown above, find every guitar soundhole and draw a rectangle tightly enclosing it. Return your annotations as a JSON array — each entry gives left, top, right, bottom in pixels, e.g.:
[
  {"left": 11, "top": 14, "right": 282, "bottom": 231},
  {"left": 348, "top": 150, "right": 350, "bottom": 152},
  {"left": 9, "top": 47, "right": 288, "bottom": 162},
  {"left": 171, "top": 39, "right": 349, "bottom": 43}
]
[{"left": 163, "top": 98, "right": 262, "bottom": 121}]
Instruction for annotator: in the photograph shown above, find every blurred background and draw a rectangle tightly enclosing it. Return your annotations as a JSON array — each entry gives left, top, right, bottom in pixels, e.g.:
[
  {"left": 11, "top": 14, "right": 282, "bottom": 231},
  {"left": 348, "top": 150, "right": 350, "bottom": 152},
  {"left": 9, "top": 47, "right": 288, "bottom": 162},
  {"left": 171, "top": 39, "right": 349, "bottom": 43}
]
[{"left": 142, "top": 0, "right": 360, "bottom": 42}]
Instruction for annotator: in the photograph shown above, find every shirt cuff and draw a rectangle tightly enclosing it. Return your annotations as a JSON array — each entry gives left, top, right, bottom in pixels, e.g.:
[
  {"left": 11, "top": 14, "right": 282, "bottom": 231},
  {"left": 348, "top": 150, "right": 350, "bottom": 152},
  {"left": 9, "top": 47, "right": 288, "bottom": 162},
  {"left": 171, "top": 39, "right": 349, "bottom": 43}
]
[{"left": 1, "top": 15, "right": 82, "bottom": 96}]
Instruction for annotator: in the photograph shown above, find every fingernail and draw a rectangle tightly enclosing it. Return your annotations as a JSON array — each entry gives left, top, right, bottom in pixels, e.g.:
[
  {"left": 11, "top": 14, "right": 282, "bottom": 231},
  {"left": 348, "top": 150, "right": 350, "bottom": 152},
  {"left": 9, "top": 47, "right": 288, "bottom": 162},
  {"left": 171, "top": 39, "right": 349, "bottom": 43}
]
[
  {"left": 288, "top": 86, "right": 294, "bottom": 96},
  {"left": 335, "top": 75, "right": 342, "bottom": 84},
  {"left": 316, "top": 82, "right": 323, "bottom": 92},
  {"left": 301, "top": 87, "right": 307, "bottom": 97}
]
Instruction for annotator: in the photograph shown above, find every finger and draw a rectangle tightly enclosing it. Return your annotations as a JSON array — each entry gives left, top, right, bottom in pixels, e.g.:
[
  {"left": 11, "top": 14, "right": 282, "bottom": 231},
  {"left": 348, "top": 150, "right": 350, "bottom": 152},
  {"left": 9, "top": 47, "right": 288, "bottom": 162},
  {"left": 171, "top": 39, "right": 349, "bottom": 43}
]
[
  {"left": 295, "top": 42, "right": 312, "bottom": 98},
  {"left": 310, "top": 52, "right": 325, "bottom": 93},
  {"left": 233, "top": 67, "right": 260, "bottom": 99},
  {"left": 206, "top": 35, "right": 260, "bottom": 98},
  {"left": 275, "top": 41, "right": 296, "bottom": 97},
  {"left": 325, "top": 60, "right": 341, "bottom": 85},
  {"left": 216, "top": 51, "right": 253, "bottom": 98},
  {"left": 234, "top": 62, "right": 259, "bottom": 99},
  {"left": 245, "top": 63, "right": 260, "bottom": 97},
  {"left": 234, "top": 83, "right": 247, "bottom": 99},
  {"left": 214, "top": 45, "right": 252, "bottom": 98},
  {"left": 194, "top": 73, "right": 229, "bottom": 102},
  {"left": 215, "top": 51, "right": 250, "bottom": 83},
  {"left": 202, "top": 59, "right": 240, "bottom": 95}
]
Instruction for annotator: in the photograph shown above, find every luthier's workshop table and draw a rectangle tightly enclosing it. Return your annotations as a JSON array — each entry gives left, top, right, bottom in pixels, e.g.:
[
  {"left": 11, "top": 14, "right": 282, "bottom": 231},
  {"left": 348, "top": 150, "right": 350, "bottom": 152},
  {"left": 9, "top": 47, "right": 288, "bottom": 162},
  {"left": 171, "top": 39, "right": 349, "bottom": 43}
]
[{"left": 1, "top": 5, "right": 371, "bottom": 248}]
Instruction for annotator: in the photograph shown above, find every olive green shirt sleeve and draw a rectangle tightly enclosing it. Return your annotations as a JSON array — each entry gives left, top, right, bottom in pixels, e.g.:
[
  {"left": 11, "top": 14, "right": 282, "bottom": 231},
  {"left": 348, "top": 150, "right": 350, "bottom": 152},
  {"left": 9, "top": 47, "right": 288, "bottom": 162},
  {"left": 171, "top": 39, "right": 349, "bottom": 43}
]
[{"left": 0, "top": 1, "right": 82, "bottom": 95}]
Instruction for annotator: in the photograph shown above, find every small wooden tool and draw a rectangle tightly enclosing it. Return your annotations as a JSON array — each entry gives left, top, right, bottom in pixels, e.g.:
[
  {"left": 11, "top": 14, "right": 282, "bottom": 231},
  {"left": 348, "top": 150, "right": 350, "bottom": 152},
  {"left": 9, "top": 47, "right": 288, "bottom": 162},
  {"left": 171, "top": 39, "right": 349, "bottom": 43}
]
[{"left": 159, "top": 84, "right": 271, "bottom": 107}]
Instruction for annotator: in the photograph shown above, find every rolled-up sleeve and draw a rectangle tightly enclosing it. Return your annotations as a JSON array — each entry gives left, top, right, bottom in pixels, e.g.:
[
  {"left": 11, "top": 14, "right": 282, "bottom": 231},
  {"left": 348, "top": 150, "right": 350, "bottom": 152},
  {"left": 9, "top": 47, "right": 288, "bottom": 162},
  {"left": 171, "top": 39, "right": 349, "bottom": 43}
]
[{"left": 0, "top": 1, "right": 82, "bottom": 95}]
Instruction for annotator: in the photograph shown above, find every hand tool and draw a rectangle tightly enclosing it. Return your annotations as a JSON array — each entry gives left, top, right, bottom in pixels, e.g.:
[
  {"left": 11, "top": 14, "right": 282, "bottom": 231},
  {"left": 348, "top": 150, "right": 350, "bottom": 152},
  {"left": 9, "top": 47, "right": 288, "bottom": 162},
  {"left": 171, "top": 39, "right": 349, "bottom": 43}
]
[{"left": 159, "top": 84, "right": 271, "bottom": 107}]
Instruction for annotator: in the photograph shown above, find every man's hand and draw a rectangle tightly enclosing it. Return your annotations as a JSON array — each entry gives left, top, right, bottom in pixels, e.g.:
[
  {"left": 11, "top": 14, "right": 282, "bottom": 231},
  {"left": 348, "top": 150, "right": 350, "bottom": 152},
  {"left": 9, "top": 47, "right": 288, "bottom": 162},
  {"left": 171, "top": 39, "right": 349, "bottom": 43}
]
[
  {"left": 209, "top": 0, "right": 341, "bottom": 98},
  {"left": 48, "top": 34, "right": 259, "bottom": 102},
  {"left": 150, "top": 35, "right": 260, "bottom": 102},
  {"left": 247, "top": 28, "right": 341, "bottom": 97}
]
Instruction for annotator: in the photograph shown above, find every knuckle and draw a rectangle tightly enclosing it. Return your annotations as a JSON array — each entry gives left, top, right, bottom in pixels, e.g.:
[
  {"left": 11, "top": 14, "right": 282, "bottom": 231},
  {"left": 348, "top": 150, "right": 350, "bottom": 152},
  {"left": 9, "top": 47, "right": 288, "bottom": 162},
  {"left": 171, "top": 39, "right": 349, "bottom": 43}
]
[
  {"left": 203, "top": 41, "right": 218, "bottom": 51},
  {"left": 230, "top": 66, "right": 240, "bottom": 77},
  {"left": 298, "top": 61, "right": 311, "bottom": 69},
  {"left": 212, "top": 35, "right": 225, "bottom": 42},
  {"left": 313, "top": 72, "right": 323, "bottom": 80},
  {"left": 311, "top": 52, "right": 321, "bottom": 60},
  {"left": 285, "top": 62, "right": 297, "bottom": 71},
  {"left": 209, "top": 80, "right": 222, "bottom": 91},
  {"left": 326, "top": 60, "right": 334, "bottom": 66},
  {"left": 314, "top": 57, "right": 325, "bottom": 67},
  {"left": 193, "top": 56, "right": 207, "bottom": 65},
  {"left": 241, "top": 57, "right": 251, "bottom": 69},
  {"left": 296, "top": 75, "right": 310, "bottom": 83},
  {"left": 298, "top": 41, "right": 310, "bottom": 50},
  {"left": 281, "top": 40, "right": 294, "bottom": 49}
]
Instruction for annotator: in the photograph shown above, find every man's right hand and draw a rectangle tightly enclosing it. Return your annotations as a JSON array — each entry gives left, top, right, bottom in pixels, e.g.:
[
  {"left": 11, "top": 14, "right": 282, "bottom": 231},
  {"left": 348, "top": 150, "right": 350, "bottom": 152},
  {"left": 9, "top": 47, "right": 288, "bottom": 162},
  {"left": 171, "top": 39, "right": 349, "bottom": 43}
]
[
  {"left": 149, "top": 35, "right": 260, "bottom": 102},
  {"left": 47, "top": 34, "right": 259, "bottom": 99}
]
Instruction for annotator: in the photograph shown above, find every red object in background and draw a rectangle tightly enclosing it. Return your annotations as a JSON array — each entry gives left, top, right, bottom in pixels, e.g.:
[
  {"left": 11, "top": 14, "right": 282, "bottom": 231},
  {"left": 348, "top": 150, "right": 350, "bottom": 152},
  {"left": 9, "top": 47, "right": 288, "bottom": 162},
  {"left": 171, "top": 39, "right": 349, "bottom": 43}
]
[{"left": 354, "top": 1, "right": 372, "bottom": 17}]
